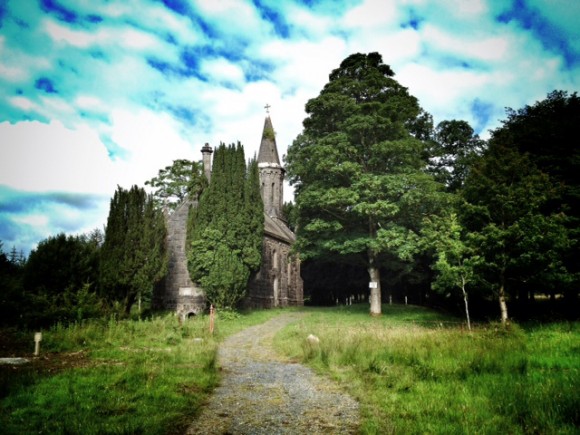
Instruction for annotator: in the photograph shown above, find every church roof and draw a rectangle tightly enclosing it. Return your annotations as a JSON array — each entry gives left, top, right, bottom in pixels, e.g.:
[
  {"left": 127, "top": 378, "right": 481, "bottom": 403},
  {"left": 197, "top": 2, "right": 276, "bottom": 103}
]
[
  {"left": 257, "top": 116, "right": 281, "bottom": 166},
  {"left": 263, "top": 213, "right": 295, "bottom": 244}
]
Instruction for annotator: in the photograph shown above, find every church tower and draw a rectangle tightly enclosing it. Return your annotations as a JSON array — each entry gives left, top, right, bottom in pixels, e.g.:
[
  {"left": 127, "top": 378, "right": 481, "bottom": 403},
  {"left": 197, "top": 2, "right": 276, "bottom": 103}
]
[{"left": 257, "top": 115, "right": 284, "bottom": 219}]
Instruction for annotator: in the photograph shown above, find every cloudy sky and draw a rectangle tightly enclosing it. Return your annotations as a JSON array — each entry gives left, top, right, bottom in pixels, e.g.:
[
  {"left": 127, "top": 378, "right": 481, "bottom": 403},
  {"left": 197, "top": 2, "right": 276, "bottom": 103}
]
[{"left": 1, "top": 0, "right": 579, "bottom": 255}]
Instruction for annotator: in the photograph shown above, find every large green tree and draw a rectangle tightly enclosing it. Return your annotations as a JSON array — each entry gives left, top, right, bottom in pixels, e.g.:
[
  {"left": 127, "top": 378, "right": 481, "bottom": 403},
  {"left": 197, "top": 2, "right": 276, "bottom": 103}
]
[
  {"left": 286, "top": 52, "right": 447, "bottom": 315},
  {"left": 187, "top": 143, "right": 263, "bottom": 309},
  {"left": 145, "top": 159, "right": 207, "bottom": 210},
  {"left": 490, "top": 90, "right": 580, "bottom": 297},
  {"left": 100, "top": 185, "right": 167, "bottom": 315},
  {"left": 461, "top": 143, "right": 571, "bottom": 324}
]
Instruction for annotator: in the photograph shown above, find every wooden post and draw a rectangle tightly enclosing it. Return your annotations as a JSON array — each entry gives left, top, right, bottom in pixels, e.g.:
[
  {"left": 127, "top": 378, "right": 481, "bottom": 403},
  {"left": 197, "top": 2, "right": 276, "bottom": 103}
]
[
  {"left": 209, "top": 305, "right": 215, "bottom": 335},
  {"left": 34, "top": 332, "right": 42, "bottom": 356}
]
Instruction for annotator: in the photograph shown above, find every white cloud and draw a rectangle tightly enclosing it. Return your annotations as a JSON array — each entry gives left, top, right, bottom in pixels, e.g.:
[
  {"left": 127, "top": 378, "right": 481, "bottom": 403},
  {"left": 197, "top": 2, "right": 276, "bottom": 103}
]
[
  {"left": 0, "top": 120, "right": 117, "bottom": 195},
  {"left": 200, "top": 58, "right": 246, "bottom": 86},
  {"left": 422, "top": 24, "right": 509, "bottom": 62}
]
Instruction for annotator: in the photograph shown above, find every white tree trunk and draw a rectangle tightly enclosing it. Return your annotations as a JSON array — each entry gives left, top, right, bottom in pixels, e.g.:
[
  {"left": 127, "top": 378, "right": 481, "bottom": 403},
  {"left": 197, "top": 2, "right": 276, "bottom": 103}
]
[
  {"left": 461, "top": 277, "right": 471, "bottom": 331},
  {"left": 499, "top": 272, "right": 509, "bottom": 325},
  {"left": 368, "top": 263, "right": 382, "bottom": 316}
]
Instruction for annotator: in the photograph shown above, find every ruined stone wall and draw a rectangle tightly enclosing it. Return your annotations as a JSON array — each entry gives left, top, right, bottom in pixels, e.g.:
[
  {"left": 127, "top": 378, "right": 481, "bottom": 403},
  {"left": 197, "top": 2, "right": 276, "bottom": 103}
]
[{"left": 153, "top": 198, "right": 205, "bottom": 318}]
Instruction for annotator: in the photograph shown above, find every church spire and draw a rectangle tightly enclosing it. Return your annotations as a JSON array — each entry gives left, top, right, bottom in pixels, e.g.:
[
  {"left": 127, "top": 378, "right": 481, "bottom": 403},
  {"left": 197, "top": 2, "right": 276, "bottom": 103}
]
[
  {"left": 257, "top": 112, "right": 284, "bottom": 219},
  {"left": 257, "top": 115, "right": 281, "bottom": 166}
]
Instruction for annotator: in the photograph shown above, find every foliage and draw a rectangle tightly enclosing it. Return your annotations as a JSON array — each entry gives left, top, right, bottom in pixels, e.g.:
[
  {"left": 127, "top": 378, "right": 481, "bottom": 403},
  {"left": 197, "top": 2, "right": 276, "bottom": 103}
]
[
  {"left": 187, "top": 144, "right": 263, "bottom": 309},
  {"left": 490, "top": 90, "right": 580, "bottom": 297},
  {"left": 24, "top": 233, "right": 100, "bottom": 297},
  {"left": 286, "top": 52, "right": 448, "bottom": 314},
  {"left": 100, "top": 185, "right": 167, "bottom": 315},
  {"left": 0, "top": 242, "right": 26, "bottom": 326},
  {"left": 145, "top": 159, "right": 207, "bottom": 210},
  {"left": 461, "top": 142, "right": 573, "bottom": 323},
  {"left": 421, "top": 212, "right": 482, "bottom": 330},
  {"left": 428, "top": 119, "right": 485, "bottom": 192},
  {"left": 274, "top": 305, "right": 580, "bottom": 434}
]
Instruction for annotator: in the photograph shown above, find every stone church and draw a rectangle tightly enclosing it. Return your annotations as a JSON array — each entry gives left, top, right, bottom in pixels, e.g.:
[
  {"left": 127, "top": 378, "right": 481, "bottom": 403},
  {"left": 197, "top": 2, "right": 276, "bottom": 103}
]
[{"left": 153, "top": 115, "right": 303, "bottom": 318}]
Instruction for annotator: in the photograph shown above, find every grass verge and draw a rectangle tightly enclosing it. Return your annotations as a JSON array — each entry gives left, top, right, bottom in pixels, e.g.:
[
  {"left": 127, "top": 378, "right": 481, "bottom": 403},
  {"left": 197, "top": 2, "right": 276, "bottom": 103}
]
[
  {"left": 274, "top": 304, "right": 580, "bottom": 434},
  {"left": 0, "top": 308, "right": 285, "bottom": 434}
]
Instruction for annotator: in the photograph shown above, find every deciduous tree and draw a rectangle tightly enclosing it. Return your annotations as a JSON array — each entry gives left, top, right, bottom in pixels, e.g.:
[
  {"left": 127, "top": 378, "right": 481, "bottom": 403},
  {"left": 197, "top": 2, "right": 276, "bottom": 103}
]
[
  {"left": 461, "top": 143, "right": 571, "bottom": 324},
  {"left": 145, "top": 159, "right": 207, "bottom": 210}
]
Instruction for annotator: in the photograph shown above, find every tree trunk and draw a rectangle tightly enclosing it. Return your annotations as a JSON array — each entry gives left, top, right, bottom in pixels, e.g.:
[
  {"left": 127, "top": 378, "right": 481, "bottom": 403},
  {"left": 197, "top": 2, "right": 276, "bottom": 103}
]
[
  {"left": 368, "top": 253, "right": 382, "bottom": 316},
  {"left": 498, "top": 270, "right": 509, "bottom": 325},
  {"left": 461, "top": 277, "right": 471, "bottom": 331}
]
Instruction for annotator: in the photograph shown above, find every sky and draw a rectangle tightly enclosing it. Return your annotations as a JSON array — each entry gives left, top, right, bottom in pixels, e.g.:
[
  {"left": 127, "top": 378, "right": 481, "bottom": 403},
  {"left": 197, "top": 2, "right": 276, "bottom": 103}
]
[{"left": 1, "top": 0, "right": 579, "bottom": 256}]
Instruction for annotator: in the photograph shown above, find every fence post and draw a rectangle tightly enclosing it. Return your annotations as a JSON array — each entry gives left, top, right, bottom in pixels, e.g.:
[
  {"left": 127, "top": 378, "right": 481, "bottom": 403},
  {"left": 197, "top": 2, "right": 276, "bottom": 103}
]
[{"left": 209, "top": 305, "right": 215, "bottom": 335}]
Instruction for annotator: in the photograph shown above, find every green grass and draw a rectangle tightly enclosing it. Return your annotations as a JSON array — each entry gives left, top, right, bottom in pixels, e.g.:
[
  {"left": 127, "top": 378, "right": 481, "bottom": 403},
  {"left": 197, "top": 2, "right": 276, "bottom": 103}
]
[
  {"left": 274, "top": 304, "right": 580, "bottom": 434},
  {"left": 0, "top": 308, "right": 286, "bottom": 434}
]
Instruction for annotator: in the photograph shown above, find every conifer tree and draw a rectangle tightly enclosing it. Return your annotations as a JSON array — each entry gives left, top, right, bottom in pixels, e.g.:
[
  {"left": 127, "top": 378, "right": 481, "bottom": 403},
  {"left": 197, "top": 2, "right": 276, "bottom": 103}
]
[
  {"left": 187, "top": 143, "right": 263, "bottom": 309},
  {"left": 101, "top": 185, "right": 167, "bottom": 314}
]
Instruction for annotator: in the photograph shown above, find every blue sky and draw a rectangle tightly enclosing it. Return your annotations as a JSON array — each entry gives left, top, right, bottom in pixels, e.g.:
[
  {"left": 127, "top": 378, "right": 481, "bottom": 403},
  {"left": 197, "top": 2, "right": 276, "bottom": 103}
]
[{"left": 1, "top": 0, "right": 579, "bottom": 255}]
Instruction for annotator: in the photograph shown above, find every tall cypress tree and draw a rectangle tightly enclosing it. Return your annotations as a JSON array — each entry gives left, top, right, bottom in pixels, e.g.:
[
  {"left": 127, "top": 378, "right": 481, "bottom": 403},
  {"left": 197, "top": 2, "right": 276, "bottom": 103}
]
[
  {"left": 187, "top": 143, "right": 263, "bottom": 309},
  {"left": 101, "top": 185, "right": 167, "bottom": 314}
]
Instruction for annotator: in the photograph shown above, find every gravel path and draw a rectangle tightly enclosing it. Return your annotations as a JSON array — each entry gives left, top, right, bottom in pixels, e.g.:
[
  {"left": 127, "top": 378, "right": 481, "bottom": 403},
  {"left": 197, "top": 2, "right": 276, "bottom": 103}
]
[{"left": 186, "top": 312, "right": 359, "bottom": 434}]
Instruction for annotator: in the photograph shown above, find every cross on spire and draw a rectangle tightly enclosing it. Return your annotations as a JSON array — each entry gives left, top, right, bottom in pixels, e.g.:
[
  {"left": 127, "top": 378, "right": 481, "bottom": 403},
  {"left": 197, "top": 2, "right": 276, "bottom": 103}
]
[{"left": 264, "top": 103, "right": 271, "bottom": 114}]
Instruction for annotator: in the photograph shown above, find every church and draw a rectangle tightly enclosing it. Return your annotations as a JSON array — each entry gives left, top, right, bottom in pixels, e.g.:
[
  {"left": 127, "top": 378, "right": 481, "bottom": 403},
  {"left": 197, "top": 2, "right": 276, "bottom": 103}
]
[{"left": 153, "top": 115, "right": 304, "bottom": 318}]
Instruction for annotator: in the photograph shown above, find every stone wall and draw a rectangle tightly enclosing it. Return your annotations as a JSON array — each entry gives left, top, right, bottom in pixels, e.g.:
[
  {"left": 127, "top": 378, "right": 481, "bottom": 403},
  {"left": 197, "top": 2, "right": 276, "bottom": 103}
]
[
  {"left": 245, "top": 234, "right": 304, "bottom": 309},
  {"left": 153, "top": 198, "right": 206, "bottom": 318}
]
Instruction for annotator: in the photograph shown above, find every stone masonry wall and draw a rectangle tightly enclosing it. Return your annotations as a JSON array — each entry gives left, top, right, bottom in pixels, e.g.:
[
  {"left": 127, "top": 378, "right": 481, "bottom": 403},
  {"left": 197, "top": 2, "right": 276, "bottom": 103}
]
[
  {"left": 153, "top": 198, "right": 205, "bottom": 318},
  {"left": 246, "top": 235, "right": 303, "bottom": 309}
]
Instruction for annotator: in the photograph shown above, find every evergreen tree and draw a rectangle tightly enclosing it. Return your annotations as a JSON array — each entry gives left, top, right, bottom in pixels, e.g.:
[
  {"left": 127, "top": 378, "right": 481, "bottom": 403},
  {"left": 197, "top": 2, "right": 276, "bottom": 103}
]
[
  {"left": 101, "top": 185, "right": 167, "bottom": 315},
  {"left": 286, "top": 52, "right": 448, "bottom": 315},
  {"left": 187, "top": 143, "right": 263, "bottom": 309}
]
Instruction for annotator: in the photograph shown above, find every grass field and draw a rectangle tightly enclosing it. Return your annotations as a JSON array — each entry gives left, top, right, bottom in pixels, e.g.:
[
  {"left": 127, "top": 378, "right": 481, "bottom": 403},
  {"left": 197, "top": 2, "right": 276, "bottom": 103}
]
[
  {"left": 0, "top": 309, "right": 284, "bottom": 434},
  {"left": 274, "top": 304, "right": 580, "bottom": 434},
  {"left": 1, "top": 304, "right": 578, "bottom": 434}
]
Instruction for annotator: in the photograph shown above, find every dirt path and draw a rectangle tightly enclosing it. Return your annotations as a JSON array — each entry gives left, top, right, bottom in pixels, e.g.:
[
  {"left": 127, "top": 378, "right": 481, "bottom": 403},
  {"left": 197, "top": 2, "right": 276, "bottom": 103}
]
[{"left": 186, "top": 312, "right": 359, "bottom": 434}]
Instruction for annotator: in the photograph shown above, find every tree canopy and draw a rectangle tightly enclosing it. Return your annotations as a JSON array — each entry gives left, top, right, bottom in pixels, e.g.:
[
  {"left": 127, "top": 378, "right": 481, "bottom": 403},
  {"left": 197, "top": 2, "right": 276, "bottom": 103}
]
[
  {"left": 187, "top": 143, "right": 263, "bottom": 309},
  {"left": 145, "top": 159, "right": 207, "bottom": 210},
  {"left": 286, "top": 52, "right": 448, "bottom": 315},
  {"left": 100, "top": 185, "right": 167, "bottom": 314}
]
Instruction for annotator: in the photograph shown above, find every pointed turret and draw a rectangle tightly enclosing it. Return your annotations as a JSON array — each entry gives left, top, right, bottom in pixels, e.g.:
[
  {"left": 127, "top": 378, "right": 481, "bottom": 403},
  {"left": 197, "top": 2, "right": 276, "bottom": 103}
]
[{"left": 257, "top": 115, "right": 284, "bottom": 219}]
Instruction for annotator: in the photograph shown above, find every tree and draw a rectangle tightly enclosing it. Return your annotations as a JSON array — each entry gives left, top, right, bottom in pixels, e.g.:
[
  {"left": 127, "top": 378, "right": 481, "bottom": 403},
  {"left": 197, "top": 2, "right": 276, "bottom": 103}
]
[
  {"left": 286, "top": 52, "right": 447, "bottom": 315},
  {"left": 187, "top": 143, "right": 263, "bottom": 309},
  {"left": 100, "top": 185, "right": 167, "bottom": 315},
  {"left": 490, "top": 90, "right": 580, "bottom": 298},
  {"left": 422, "top": 213, "right": 482, "bottom": 330},
  {"left": 461, "top": 143, "right": 571, "bottom": 324},
  {"left": 0, "top": 241, "right": 25, "bottom": 326},
  {"left": 429, "top": 120, "right": 485, "bottom": 192},
  {"left": 145, "top": 159, "right": 207, "bottom": 210},
  {"left": 24, "top": 233, "right": 100, "bottom": 296}
]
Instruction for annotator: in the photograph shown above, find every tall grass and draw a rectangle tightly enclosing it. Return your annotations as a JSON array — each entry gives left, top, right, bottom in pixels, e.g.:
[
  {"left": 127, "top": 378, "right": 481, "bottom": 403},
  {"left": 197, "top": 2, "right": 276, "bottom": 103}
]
[
  {"left": 274, "top": 304, "right": 580, "bottom": 434},
  {"left": 0, "top": 308, "right": 285, "bottom": 434}
]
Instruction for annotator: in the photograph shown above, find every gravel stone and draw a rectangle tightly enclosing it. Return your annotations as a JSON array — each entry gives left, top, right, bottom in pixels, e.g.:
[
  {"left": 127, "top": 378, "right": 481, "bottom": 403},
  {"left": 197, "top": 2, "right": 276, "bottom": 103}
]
[{"left": 186, "top": 313, "right": 359, "bottom": 434}]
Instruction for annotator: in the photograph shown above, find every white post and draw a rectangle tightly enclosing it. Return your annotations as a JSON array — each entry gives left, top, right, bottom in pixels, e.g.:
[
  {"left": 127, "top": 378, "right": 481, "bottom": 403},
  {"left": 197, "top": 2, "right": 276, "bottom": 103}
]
[
  {"left": 34, "top": 332, "right": 42, "bottom": 356},
  {"left": 389, "top": 295, "right": 392, "bottom": 305},
  {"left": 405, "top": 296, "right": 408, "bottom": 305}
]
